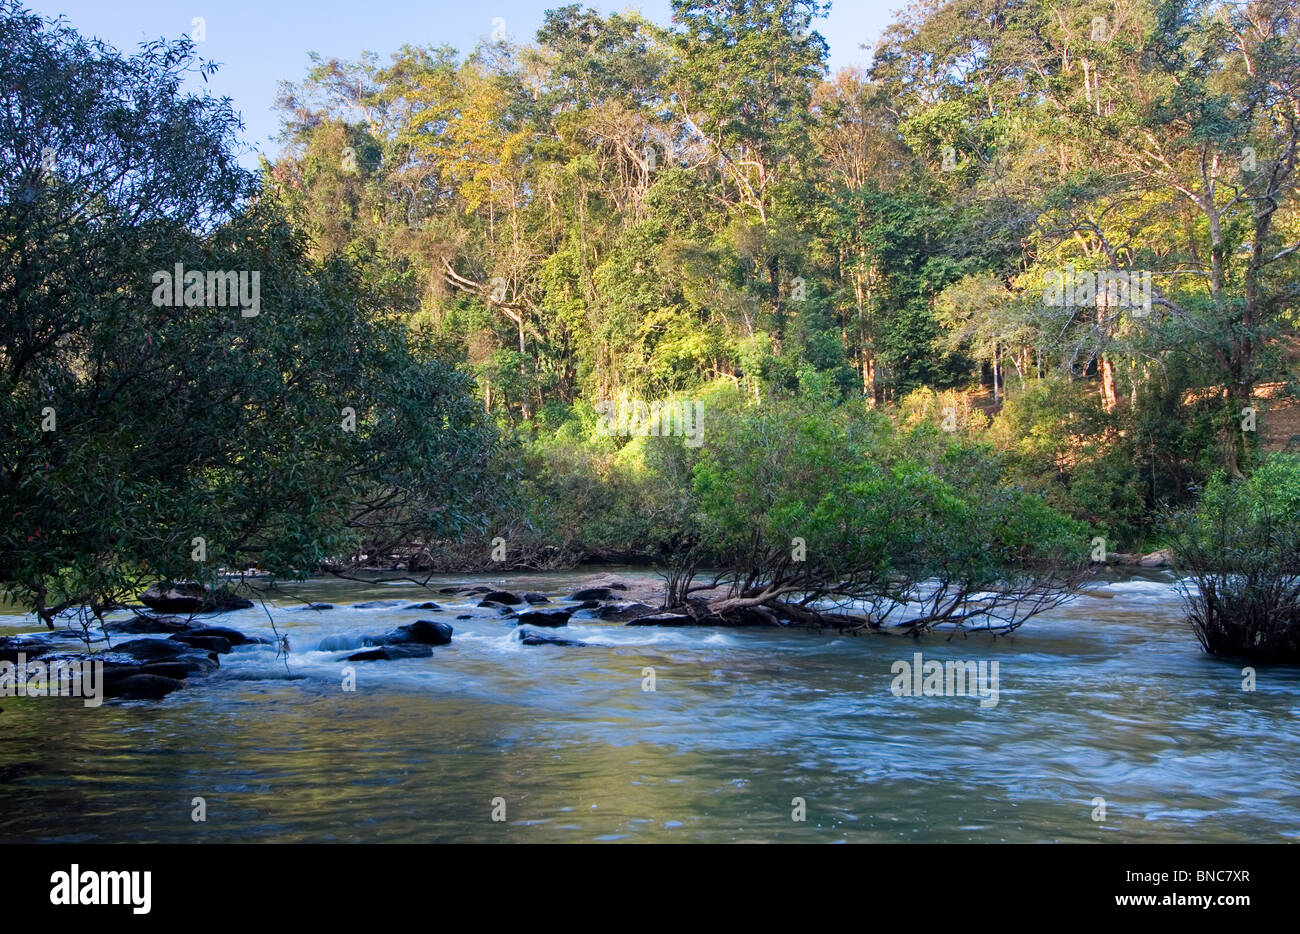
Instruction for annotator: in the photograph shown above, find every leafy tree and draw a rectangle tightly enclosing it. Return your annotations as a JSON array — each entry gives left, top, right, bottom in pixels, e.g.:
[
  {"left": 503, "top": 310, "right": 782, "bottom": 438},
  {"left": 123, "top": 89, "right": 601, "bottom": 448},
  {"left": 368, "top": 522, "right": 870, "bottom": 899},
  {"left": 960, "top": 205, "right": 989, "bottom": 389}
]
[{"left": 0, "top": 3, "right": 498, "bottom": 622}]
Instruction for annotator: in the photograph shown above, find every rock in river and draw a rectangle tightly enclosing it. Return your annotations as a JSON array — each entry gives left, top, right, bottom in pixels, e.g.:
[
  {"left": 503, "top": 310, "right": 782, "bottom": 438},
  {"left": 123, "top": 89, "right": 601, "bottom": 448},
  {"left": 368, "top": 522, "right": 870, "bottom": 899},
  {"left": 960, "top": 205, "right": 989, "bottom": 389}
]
[
  {"left": 105, "top": 614, "right": 192, "bottom": 634},
  {"left": 386, "top": 620, "right": 453, "bottom": 646},
  {"left": 187, "top": 626, "right": 268, "bottom": 647},
  {"left": 568, "top": 587, "right": 615, "bottom": 601},
  {"left": 625, "top": 612, "right": 694, "bottom": 627},
  {"left": 169, "top": 633, "right": 233, "bottom": 655},
  {"left": 598, "top": 602, "right": 656, "bottom": 622},
  {"left": 346, "top": 644, "right": 435, "bottom": 662},
  {"left": 517, "top": 629, "right": 589, "bottom": 647},
  {"left": 514, "top": 609, "right": 572, "bottom": 628},
  {"left": 357, "top": 620, "right": 454, "bottom": 653},
  {"left": 139, "top": 582, "right": 253, "bottom": 614},
  {"left": 111, "top": 639, "right": 215, "bottom": 663}
]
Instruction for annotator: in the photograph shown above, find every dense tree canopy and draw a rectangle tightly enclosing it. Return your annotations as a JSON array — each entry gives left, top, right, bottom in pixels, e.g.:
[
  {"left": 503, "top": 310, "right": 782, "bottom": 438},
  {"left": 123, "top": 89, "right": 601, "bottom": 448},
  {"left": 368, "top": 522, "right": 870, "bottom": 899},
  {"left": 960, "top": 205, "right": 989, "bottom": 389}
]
[
  {"left": 266, "top": 0, "right": 1299, "bottom": 546},
  {"left": 6, "top": 0, "right": 1300, "bottom": 636}
]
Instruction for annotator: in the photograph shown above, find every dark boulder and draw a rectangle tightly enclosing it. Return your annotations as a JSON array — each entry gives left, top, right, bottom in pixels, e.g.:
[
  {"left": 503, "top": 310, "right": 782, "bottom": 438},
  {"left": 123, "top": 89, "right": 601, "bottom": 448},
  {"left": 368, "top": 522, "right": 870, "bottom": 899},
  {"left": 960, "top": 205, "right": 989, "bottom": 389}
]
[
  {"left": 479, "top": 600, "right": 517, "bottom": 615},
  {"left": 514, "top": 609, "right": 572, "bottom": 628},
  {"left": 105, "top": 615, "right": 191, "bottom": 634},
  {"left": 405, "top": 602, "right": 442, "bottom": 611},
  {"left": 300, "top": 603, "right": 334, "bottom": 611},
  {"left": 456, "top": 614, "right": 472, "bottom": 620},
  {"left": 569, "top": 587, "right": 615, "bottom": 601},
  {"left": 142, "top": 659, "right": 212, "bottom": 679},
  {"left": 387, "top": 620, "right": 453, "bottom": 646},
  {"left": 523, "top": 593, "right": 550, "bottom": 604},
  {"left": 103, "top": 660, "right": 209, "bottom": 682},
  {"left": 0, "top": 638, "right": 50, "bottom": 662},
  {"left": 346, "top": 644, "right": 434, "bottom": 662},
  {"left": 169, "top": 633, "right": 233, "bottom": 655},
  {"left": 188, "top": 626, "right": 268, "bottom": 646},
  {"left": 518, "top": 629, "right": 589, "bottom": 647},
  {"left": 569, "top": 583, "right": 631, "bottom": 601},
  {"left": 111, "top": 639, "right": 202, "bottom": 662},
  {"left": 481, "top": 590, "right": 524, "bottom": 605},
  {"left": 598, "top": 602, "right": 656, "bottom": 622},
  {"left": 457, "top": 586, "right": 494, "bottom": 596},
  {"left": 571, "top": 600, "right": 603, "bottom": 611},
  {"left": 359, "top": 620, "right": 454, "bottom": 649},
  {"left": 139, "top": 582, "right": 253, "bottom": 613},
  {"left": 103, "top": 674, "right": 186, "bottom": 700}
]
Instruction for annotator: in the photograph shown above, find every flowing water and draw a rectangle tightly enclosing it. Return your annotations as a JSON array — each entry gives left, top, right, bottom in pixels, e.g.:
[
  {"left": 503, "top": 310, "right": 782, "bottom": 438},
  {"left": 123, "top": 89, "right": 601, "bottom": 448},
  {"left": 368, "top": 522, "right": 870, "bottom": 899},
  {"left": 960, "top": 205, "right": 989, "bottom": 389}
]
[{"left": 1, "top": 569, "right": 1297, "bottom": 843}]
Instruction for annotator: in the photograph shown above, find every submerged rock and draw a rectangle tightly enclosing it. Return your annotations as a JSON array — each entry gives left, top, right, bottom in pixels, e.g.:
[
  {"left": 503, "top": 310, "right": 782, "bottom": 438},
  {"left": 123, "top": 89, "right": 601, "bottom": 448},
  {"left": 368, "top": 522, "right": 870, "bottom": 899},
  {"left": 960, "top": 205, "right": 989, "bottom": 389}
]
[
  {"left": 514, "top": 609, "right": 572, "bottom": 628},
  {"left": 346, "top": 644, "right": 435, "bottom": 662},
  {"left": 405, "top": 602, "right": 442, "bottom": 610},
  {"left": 517, "top": 629, "right": 589, "bottom": 647},
  {"left": 301, "top": 603, "right": 334, "bottom": 611},
  {"left": 350, "top": 600, "right": 403, "bottom": 609},
  {"left": 103, "top": 673, "right": 186, "bottom": 700},
  {"left": 626, "top": 612, "right": 694, "bottom": 627}
]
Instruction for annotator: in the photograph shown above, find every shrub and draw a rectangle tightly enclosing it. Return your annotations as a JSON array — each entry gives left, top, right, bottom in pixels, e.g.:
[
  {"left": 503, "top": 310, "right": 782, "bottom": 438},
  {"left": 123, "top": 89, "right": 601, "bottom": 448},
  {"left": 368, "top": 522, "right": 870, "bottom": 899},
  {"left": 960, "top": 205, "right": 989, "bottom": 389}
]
[{"left": 1170, "top": 454, "right": 1300, "bottom": 662}]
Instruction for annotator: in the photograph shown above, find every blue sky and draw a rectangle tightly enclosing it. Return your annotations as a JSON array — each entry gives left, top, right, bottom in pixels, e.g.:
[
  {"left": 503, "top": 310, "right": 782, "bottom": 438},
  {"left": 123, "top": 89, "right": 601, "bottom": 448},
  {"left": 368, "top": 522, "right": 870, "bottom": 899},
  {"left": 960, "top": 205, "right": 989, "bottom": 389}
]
[{"left": 23, "top": 1, "right": 901, "bottom": 168}]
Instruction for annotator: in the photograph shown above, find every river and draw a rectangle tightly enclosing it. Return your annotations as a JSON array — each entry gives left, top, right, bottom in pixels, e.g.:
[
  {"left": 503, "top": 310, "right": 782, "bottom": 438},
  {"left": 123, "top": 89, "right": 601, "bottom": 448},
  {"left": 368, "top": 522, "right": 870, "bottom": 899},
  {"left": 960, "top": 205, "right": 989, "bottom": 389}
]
[{"left": 1, "top": 569, "right": 1297, "bottom": 842}]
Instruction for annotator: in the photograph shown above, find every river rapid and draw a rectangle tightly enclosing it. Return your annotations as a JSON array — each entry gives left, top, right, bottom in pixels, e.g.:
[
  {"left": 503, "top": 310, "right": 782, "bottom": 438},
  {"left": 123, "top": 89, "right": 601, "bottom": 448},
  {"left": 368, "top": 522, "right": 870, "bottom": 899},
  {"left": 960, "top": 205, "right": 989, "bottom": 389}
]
[{"left": 1, "top": 568, "right": 1296, "bottom": 843}]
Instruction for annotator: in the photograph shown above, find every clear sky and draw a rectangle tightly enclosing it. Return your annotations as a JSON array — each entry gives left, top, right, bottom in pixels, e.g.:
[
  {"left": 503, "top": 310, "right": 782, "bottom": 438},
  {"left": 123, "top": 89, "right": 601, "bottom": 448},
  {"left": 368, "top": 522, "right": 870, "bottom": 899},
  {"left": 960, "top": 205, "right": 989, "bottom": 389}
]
[{"left": 22, "top": 0, "right": 902, "bottom": 168}]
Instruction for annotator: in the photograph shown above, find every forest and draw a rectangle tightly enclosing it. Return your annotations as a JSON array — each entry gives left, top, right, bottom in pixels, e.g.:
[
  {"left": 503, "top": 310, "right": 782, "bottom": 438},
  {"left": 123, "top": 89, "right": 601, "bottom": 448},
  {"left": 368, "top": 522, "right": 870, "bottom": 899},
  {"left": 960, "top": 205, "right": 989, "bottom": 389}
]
[{"left": 3, "top": 0, "right": 1300, "bottom": 654}]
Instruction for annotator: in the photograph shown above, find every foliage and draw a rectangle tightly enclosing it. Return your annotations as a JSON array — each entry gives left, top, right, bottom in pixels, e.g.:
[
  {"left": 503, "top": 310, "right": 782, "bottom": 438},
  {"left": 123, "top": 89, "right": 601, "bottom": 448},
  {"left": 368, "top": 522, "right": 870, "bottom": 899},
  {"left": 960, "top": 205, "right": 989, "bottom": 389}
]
[
  {"left": 1170, "top": 454, "right": 1300, "bottom": 661},
  {"left": 0, "top": 3, "right": 498, "bottom": 621}
]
